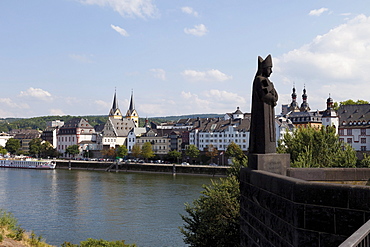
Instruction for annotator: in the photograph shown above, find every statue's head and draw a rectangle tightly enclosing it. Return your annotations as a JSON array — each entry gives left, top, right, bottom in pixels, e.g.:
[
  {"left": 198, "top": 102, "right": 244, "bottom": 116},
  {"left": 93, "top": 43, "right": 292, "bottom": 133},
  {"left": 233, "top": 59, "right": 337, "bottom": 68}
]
[{"left": 257, "top": 54, "right": 273, "bottom": 77}]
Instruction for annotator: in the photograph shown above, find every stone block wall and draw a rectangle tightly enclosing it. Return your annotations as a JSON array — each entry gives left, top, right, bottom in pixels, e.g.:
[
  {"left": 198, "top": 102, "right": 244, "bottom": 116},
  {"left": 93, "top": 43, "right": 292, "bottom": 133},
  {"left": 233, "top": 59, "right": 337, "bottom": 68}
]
[{"left": 240, "top": 168, "right": 370, "bottom": 247}]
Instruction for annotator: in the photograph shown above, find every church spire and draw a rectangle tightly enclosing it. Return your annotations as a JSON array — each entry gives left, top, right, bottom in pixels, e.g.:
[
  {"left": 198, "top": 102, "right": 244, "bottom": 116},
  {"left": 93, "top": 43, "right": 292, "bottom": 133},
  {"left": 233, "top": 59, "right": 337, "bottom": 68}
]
[
  {"left": 289, "top": 83, "right": 299, "bottom": 112},
  {"left": 300, "top": 85, "right": 311, "bottom": 112},
  {"left": 109, "top": 88, "right": 122, "bottom": 119},
  {"left": 129, "top": 89, "right": 135, "bottom": 112}
]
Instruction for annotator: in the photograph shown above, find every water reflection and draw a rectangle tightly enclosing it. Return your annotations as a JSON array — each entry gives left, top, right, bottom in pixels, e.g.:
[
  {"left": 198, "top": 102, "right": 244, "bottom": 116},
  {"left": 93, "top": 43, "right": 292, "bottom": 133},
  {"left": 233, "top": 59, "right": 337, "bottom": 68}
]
[{"left": 0, "top": 168, "right": 214, "bottom": 246}]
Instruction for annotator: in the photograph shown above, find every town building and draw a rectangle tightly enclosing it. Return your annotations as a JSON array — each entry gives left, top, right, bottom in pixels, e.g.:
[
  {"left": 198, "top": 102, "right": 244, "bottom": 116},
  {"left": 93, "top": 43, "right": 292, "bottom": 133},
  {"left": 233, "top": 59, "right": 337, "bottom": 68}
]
[
  {"left": 338, "top": 104, "right": 370, "bottom": 152},
  {"left": 125, "top": 91, "right": 139, "bottom": 128},
  {"left": 10, "top": 129, "right": 42, "bottom": 153},
  {"left": 189, "top": 108, "right": 251, "bottom": 152},
  {"left": 95, "top": 90, "right": 136, "bottom": 153},
  {"left": 285, "top": 86, "right": 323, "bottom": 129},
  {"left": 41, "top": 120, "right": 64, "bottom": 148},
  {"left": 0, "top": 133, "right": 13, "bottom": 148},
  {"left": 57, "top": 118, "right": 96, "bottom": 157}
]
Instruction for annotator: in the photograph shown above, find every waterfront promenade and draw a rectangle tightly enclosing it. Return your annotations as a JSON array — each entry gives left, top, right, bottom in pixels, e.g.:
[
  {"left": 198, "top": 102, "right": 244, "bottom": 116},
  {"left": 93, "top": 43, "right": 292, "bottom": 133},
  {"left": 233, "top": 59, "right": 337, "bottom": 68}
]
[{"left": 55, "top": 160, "right": 228, "bottom": 176}]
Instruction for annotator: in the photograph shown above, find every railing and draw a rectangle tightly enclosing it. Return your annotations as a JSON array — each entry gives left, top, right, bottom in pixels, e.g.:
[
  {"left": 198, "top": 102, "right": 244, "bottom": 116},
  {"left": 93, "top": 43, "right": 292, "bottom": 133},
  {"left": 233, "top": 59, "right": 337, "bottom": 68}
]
[{"left": 339, "top": 220, "right": 370, "bottom": 247}]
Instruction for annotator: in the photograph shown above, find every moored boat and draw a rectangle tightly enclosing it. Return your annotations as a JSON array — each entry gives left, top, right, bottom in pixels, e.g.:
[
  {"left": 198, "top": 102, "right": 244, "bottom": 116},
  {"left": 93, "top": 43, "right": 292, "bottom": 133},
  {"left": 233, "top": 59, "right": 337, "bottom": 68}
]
[{"left": 0, "top": 159, "right": 56, "bottom": 169}]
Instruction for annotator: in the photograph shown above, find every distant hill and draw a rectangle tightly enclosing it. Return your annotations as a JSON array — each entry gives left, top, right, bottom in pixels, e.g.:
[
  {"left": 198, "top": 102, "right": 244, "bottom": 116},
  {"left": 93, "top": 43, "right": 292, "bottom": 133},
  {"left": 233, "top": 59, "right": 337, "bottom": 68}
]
[{"left": 0, "top": 114, "right": 224, "bottom": 132}]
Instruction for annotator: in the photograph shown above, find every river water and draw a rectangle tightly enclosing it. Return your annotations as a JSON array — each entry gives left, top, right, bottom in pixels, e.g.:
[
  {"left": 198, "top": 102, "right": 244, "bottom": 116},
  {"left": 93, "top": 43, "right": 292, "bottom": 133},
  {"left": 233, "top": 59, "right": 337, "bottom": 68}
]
[{"left": 0, "top": 168, "right": 216, "bottom": 246}]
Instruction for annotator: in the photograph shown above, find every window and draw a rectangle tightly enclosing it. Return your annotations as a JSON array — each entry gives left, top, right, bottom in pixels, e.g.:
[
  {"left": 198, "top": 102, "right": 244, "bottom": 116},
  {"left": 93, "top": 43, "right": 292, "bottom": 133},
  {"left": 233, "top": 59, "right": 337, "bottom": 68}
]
[
  {"left": 339, "top": 138, "right": 344, "bottom": 143},
  {"left": 347, "top": 129, "right": 352, "bottom": 135},
  {"left": 361, "top": 129, "right": 366, "bottom": 135},
  {"left": 361, "top": 138, "right": 366, "bottom": 144},
  {"left": 339, "top": 129, "right": 344, "bottom": 135},
  {"left": 361, "top": 146, "right": 367, "bottom": 151},
  {"left": 347, "top": 138, "right": 352, "bottom": 144}
]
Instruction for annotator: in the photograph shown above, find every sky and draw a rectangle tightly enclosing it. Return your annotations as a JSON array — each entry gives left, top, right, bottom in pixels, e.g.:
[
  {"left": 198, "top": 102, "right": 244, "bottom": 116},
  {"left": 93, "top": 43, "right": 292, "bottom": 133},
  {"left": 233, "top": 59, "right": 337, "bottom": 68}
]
[{"left": 1, "top": 0, "right": 370, "bottom": 118}]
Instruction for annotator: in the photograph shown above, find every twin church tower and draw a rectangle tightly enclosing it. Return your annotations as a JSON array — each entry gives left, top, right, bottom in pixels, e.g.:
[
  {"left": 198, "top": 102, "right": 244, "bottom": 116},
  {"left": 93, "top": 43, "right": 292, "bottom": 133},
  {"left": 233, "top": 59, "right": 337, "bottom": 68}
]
[{"left": 109, "top": 90, "right": 139, "bottom": 128}]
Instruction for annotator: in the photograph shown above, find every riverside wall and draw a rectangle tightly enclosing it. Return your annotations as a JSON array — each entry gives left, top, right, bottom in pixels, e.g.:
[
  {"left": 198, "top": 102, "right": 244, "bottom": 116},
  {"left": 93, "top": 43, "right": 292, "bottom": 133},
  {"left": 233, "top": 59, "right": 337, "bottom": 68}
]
[
  {"left": 240, "top": 168, "right": 370, "bottom": 247},
  {"left": 55, "top": 160, "right": 227, "bottom": 176}
]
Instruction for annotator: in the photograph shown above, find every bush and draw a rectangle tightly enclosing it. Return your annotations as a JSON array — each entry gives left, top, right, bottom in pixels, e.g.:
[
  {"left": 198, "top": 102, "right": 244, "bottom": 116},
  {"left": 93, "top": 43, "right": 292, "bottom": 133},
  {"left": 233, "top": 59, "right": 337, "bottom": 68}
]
[{"left": 62, "top": 238, "right": 137, "bottom": 247}]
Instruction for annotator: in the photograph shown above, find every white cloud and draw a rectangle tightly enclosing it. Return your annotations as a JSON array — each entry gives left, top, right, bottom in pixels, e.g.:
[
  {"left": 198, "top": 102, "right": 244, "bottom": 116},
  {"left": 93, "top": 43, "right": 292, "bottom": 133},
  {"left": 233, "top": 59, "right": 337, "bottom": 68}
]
[
  {"left": 0, "top": 98, "right": 29, "bottom": 109},
  {"left": 49, "top": 109, "right": 66, "bottom": 116},
  {"left": 204, "top": 89, "right": 246, "bottom": 104},
  {"left": 94, "top": 100, "right": 110, "bottom": 110},
  {"left": 181, "top": 69, "right": 232, "bottom": 82},
  {"left": 69, "top": 54, "right": 94, "bottom": 63},
  {"left": 77, "top": 0, "right": 159, "bottom": 18},
  {"left": 184, "top": 24, "right": 208, "bottom": 36},
  {"left": 275, "top": 14, "right": 370, "bottom": 109},
  {"left": 181, "top": 6, "right": 198, "bottom": 17},
  {"left": 150, "top": 68, "right": 166, "bottom": 80},
  {"left": 19, "top": 88, "right": 53, "bottom": 101},
  {"left": 111, "top": 24, "right": 129, "bottom": 36},
  {"left": 309, "top": 8, "right": 329, "bottom": 16}
]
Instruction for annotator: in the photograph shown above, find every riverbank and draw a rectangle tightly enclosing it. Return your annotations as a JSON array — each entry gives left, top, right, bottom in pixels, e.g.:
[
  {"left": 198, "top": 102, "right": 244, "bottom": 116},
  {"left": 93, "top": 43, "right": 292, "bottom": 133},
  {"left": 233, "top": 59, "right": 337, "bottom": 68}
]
[{"left": 55, "top": 160, "right": 228, "bottom": 176}]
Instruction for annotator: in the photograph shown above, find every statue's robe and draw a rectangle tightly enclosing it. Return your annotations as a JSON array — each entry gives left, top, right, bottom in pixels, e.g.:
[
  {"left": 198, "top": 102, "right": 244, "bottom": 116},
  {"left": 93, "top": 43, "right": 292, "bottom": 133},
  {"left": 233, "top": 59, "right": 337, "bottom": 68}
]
[{"left": 249, "top": 75, "right": 278, "bottom": 154}]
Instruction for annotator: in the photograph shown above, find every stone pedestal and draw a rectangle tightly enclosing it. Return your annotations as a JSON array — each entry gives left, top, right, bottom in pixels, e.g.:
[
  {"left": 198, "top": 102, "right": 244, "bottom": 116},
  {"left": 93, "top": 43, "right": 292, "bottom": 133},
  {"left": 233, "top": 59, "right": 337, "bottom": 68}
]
[{"left": 248, "top": 153, "right": 290, "bottom": 175}]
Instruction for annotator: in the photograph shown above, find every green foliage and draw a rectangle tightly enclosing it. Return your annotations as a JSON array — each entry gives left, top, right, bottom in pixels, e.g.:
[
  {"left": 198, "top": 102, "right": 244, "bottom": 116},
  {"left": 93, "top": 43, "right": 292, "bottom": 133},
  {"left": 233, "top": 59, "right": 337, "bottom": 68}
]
[
  {"left": 205, "top": 144, "right": 218, "bottom": 163},
  {"left": 225, "top": 142, "right": 246, "bottom": 163},
  {"left": 141, "top": 142, "right": 154, "bottom": 160},
  {"left": 359, "top": 154, "right": 370, "bottom": 168},
  {"left": 29, "top": 138, "right": 43, "bottom": 157},
  {"left": 185, "top": 145, "right": 200, "bottom": 164},
  {"left": 131, "top": 144, "right": 141, "bottom": 159},
  {"left": 180, "top": 158, "right": 247, "bottom": 247},
  {"left": 167, "top": 150, "right": 182, "bottom": 163},
  {"left": 334, "top": 99, "right": 369, "bottom": 111},
  {"left": 116, "top": 145, "right": 128, "bottom": 159},
  {"left": 65, "top": 145, "right": 80, "bottom": 157},
  {"left": 5, "top": 138, "right": 21, "bottom": 154},
  {"left": 62, "top": 238, "right": 136, "bottom": 247},
  {"left": 101, "top": 148, "right": 115, "bottom": 158},
  {"left": 278, "top": 126, "right": 357, "bottom": 168},
  {"left": 0, "top": 209, "right": 18, "bottom": 231},
  {"left": 0, "top": 145, "right": 7, "bottom": 156}
]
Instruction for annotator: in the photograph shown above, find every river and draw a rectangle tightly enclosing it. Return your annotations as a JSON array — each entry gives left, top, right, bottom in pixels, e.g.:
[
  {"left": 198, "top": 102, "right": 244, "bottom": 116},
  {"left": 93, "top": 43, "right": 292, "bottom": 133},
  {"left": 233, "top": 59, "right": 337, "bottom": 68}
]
[{"left": 0, "top": 168, "right": 216, "bottom": 246}]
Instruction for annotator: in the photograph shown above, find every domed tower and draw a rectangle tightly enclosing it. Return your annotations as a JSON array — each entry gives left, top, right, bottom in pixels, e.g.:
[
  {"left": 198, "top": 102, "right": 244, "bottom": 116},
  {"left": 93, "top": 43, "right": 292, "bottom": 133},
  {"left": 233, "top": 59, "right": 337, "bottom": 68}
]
[
  {"left": 288, "top": 86, "right": 300, "bottom": 112},
  {"left": 300, "top": 86, "right": 311, "bottom": 112},
  {"left": 109, "top": 89, "right": 123, "bottom": 120},
  {"left": 322, "top": 94, "right": 338, "bottom": 133},
  {"left": 125, "top": 90, "right": 139, "bottom": 128}
]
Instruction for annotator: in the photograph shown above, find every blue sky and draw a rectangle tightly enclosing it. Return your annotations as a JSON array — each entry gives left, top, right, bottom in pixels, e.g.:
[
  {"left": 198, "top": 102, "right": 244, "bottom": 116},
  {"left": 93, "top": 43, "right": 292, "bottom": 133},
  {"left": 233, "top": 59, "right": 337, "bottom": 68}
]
[{"left": 1, "top": 0, "right": 370, "bottom": 118}]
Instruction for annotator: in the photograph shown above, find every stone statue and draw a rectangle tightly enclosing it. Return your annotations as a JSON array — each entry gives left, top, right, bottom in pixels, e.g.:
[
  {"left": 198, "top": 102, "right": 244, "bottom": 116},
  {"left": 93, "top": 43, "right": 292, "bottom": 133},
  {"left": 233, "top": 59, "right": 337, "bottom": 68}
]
[{"left": 249, "top": 54, "right": 278, "bottom": 154}]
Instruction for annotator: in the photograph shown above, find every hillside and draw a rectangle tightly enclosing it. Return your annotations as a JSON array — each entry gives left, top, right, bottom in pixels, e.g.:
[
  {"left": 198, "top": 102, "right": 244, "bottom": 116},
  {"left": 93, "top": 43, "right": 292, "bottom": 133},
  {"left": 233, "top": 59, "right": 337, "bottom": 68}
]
[{"left": 0, "top": 114, "right": 223, "bottom": 132}]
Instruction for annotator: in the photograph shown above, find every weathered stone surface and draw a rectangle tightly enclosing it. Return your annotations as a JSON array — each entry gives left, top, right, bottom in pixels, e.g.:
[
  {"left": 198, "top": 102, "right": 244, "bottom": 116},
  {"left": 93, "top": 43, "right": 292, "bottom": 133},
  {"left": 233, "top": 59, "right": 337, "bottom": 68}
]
[
  {"left": 248, "top": 153, "right": 290, "bottom": 175},
  {"left": 240, "top": 168, "right": 370, "bottom": 246}
]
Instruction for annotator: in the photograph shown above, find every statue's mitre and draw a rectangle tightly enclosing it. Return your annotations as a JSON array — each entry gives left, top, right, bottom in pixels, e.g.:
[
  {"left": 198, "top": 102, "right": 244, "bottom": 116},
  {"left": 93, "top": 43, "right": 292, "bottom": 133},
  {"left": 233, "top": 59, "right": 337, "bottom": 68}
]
[{"left": 258, "top": 54, "right": 273, "bottom": 70}]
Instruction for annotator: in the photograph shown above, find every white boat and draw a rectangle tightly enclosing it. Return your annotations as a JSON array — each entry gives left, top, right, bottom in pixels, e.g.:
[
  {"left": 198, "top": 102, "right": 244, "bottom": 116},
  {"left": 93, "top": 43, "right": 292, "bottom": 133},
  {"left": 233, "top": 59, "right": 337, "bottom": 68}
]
[{"left": 0, "top": 159, "right": 56, "bottom": 169}]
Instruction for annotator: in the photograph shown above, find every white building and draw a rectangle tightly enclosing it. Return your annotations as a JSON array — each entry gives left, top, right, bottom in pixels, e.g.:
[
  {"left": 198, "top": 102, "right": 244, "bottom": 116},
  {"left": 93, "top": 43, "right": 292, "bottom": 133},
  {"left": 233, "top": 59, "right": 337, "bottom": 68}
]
[{"left": 57, "top": 118, "right": 96, "bottom": 157}]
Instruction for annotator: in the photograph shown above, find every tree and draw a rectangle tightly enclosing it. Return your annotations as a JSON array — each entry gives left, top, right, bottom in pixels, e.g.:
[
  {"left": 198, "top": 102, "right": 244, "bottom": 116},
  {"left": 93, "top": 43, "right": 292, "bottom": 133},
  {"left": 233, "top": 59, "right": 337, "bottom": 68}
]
[
  {"left": 180, "top": 158, "right": 247, "bottom": 247},
  {"left": 277, "top": 126, "right": 357, "bottom": 168},
  {"left": 205, "top": 144, "right": 219, "bottom": 164},
  {"left": 29, "top": 138, "right": 43, "bottom": 158},
  {"left": 5, "top": 138, "right": 21, "bottom": 155},
  {"left": 116, "top": 145, "right": 128, "bottom": 159},
  {"left": 141, "top": 142, "right": 154, "bottom": 161},
  {"left": 225, "top": 142, "right": 246, "bottom": 163},
  {"left": 0, "top": 146, "right": 7, "bottom": 156},
  {"left": 185, "top": 145, "right": 200, "bottom": 164},
  {"left": 359, "top": 154, "right": 370, "bottom": 168},
  {"left": 101, "top": 148, "right": 115, "bottom": 159},
  {"left": 65, "top": 145, "right": 80, "bottom": 158},
  {"left": 334, "top": 99, "right": 369, "bottom": 111},
  {"left": 167, "top": 150, "right": 182, "bottom": 163},
  {"left": 131, "top": 144, "right": 141, "bottom": 160}
]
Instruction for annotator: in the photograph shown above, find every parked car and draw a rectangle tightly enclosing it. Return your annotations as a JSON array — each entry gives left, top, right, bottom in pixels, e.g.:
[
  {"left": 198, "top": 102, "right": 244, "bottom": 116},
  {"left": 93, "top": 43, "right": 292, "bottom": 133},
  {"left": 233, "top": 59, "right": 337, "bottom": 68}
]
[
  {"left": 181, "top": 162, "right": 190, "bottom": 166},
  {"left": 209, "top": 163, "right": 218, "bottom": 166}
]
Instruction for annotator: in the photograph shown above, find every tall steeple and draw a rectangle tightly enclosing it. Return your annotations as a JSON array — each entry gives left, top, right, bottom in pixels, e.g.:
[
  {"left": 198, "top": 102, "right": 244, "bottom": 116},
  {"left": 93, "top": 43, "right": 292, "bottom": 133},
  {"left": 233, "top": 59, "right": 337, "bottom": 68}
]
[
  {"left": 109, "top": 88, "right": 123, "bottom": 119},
  {"left": 300, "top": 85, "right": 311, "bottom": 112},
  {"left": 289, "top": 84, "right": 299, "bottom": 112},
  {"left": 128, "top": 89, "right": 135, "bottom": 113},
  {"left": 126, "top": 90, "right": 139, "bottom": 127}
]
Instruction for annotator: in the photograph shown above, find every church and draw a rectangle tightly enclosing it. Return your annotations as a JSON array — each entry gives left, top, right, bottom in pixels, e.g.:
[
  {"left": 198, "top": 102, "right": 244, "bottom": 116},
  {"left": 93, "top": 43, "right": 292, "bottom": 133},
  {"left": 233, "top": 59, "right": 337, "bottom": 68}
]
[{"left": 95, "top": 90, "right": 138, "bottom": 151}]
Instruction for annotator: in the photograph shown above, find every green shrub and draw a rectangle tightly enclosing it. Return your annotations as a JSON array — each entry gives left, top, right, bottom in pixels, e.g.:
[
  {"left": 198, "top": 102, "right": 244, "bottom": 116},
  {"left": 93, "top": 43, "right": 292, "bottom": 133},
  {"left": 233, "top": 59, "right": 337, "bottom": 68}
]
[{"left": 62, "top": 238, "right": 136, "bottom": 247}]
